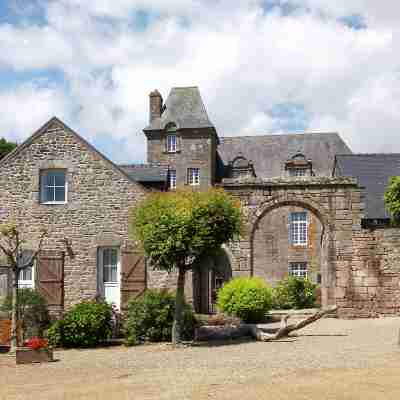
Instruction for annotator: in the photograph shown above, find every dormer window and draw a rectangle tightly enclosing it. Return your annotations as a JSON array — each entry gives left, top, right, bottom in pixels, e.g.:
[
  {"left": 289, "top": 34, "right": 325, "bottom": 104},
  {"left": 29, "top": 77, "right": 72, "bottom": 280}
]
[
  {"left": 285, "top": 153, "right": 313, "bottom": 178},
  {"left": 165, "top": 123, "right": 179, "bottom": 153},
  {"left": 289, "top": 168, "right": 307, "bottom": 177},
  {"left": 228, "top": 153, "right": 256, "bottom": 179}
]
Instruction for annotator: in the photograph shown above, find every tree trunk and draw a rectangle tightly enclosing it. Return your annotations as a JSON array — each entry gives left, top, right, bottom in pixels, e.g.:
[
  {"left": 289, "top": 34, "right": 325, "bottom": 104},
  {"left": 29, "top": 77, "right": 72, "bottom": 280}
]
[
  {"left": 172, "top": 267, "right": 186, "bottom": 345},
  {"left": 10, "top": 268, "right": 18, "bottom": 353},
  {"left": 249, "top": 306, "right": 337, "bottom": 341}
]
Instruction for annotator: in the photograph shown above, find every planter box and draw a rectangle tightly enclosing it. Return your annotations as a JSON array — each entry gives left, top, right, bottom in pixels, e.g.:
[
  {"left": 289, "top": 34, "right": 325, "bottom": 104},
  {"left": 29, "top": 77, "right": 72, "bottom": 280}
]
[{"left": 16, "top": 347, "right": 54, "bottom": 364}]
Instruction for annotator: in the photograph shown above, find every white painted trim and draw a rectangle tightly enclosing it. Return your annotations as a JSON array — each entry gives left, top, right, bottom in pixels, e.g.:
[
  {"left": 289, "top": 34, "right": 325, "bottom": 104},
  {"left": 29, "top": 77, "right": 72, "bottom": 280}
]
[{"left": 18, "top": 264, "right": 35, "bottom": 289}]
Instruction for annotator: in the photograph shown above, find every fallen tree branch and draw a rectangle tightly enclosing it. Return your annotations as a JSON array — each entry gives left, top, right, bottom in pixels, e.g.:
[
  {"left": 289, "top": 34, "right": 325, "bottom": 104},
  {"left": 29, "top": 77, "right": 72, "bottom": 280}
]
[{"left": 250, "top": 306, "right": 338, "bottom": 342}]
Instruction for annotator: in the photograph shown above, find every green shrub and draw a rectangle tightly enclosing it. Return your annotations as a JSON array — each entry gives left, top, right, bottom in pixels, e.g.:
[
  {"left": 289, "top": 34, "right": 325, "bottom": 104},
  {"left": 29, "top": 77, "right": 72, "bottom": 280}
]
[
  {"left": 272, "top": 276, "right": 317, "bottom": 310},
  {"left": 1, "top": 289, "right": 50, "bottom": 339},
  {"left": 47, "top": 300, "right": 112, "bottom": 348},
  {"left": 123, "top": 289, "right": 196, "bottom": 345},
  {"left": 216, "top": 277, "right": 273, "bottom": 323}
]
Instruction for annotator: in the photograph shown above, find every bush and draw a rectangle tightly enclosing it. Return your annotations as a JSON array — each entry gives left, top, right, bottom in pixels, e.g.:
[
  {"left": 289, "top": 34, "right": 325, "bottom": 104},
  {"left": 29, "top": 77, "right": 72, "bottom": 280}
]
[
  {"left": 216, "top": 277, "right": 273, "bottom": 323},
  {"left": 1, "top": 289, "right": 51, "bottom": 339},
  {"left": 47, "top": 300, "right": 112, "bottom": 348},
  {"left": 123, "top": 289, "right": 196, "bottom": 345},
  {"left": 272, "top": 276, "right": 317, "bottom": 310}
]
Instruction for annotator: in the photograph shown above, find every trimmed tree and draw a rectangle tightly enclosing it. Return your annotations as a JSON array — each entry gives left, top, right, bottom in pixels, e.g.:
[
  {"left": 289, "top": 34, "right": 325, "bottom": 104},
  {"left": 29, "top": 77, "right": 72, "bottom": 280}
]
[
  {"left": 0, "top": 222, "right": 47, "bottom": 352},
  {"left": 130, "top": 188, "right": 242, "bottom": 344},
  {"left": 0, "top": 138, "right": 17, "bottom": 160},
  {"left": 384, "top": 176, "right": 400, "bottom": 224}
]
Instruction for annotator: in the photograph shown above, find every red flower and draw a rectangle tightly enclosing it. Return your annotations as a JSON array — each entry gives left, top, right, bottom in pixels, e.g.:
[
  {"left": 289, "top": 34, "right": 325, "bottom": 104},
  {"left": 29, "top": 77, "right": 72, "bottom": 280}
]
[{"left": 25, "top": 337, "right": 48, "bottom": 350}]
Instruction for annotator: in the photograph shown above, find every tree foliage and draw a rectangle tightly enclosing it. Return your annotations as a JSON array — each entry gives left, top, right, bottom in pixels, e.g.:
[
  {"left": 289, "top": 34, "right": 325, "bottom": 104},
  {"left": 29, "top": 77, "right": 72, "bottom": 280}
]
[
  {"left": 0, "top": 138, "right": 17, "bottom": 160},
  {"left": 131, "top": 188, "right": 242, "bottom": 272},
  {"left": 130, "top": 188, "right": 242, "bottom": 343},
  {"left": 384, "top": 176, "right": 400, "bottom": 223}
]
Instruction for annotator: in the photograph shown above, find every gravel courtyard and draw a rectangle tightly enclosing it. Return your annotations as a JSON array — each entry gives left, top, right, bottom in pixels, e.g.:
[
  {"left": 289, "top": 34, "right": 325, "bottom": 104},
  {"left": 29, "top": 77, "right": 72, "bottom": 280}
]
[{"left": 1, "top": 317, "right": 400, "bottom": 400}]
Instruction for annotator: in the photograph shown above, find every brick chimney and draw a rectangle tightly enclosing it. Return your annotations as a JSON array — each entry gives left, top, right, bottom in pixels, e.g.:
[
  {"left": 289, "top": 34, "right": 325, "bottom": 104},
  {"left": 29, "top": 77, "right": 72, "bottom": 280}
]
[{"left": 149, "top": 89, "right": 163, "bottom": 124}]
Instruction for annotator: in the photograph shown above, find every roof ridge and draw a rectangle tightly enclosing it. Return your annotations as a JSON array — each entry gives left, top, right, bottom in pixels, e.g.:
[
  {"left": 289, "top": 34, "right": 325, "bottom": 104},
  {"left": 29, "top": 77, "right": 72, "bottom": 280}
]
[
  {"left": 220, "top": 132, "right": 339, "bottom": 139},
  {"left": 337, "top": 153, "right": 400, "bottom": 156}
]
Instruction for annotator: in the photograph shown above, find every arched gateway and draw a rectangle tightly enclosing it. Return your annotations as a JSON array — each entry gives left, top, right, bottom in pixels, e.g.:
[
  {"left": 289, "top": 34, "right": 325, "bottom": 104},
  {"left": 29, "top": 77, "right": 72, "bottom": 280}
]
[{"left": 221, "top": 176, "right": 361, "bottom": 309}]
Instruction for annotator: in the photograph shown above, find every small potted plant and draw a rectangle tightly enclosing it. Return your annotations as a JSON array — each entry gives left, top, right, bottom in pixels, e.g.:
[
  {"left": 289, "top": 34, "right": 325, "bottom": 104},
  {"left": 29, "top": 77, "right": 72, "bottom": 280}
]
[{"left": 16, "top": 336, "right": 53, "bottom": 364}]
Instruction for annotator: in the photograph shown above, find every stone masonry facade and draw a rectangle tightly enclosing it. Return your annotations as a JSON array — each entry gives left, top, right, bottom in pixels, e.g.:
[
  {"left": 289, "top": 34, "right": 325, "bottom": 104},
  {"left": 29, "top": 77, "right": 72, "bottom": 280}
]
[{"left": 0, "top": 118, "right": 146, "bottom": 310}]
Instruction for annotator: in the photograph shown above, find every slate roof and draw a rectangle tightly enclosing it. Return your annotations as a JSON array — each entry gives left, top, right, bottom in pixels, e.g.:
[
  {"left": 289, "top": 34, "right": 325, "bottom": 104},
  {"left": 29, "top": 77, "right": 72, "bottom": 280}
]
[
  {"left": 119, "top": 164, "right": 168, "bottom": 183},
  {"left": 217, "top": 132, "right": 351, "bottom": 179},
  {"left": 334, "top": 154, "right": 400, "bottom": 219},
  {"left": 144, "top": 87, "right": 215, "bottom": 131}
]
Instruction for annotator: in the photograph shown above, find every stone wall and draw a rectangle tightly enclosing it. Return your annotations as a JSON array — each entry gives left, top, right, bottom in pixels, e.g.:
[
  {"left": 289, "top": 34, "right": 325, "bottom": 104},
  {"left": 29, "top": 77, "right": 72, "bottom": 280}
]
[
  {"left": 253, "top": 205, "right": 322, "bottom": 285},
  {"left": 0, "top": 119, "right": 146, "bottom": 309},
  {"left": 145, "top": 128, "right": 217, "bottom": 188},
  {"left": 342, "top": 228, "right": 400, "bottom": 317}
]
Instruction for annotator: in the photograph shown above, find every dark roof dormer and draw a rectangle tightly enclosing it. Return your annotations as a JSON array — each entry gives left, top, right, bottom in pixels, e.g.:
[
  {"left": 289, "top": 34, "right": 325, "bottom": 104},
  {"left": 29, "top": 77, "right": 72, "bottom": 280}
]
[
  {"left": 285, "top": 152, "right": 313, "bottom": 177},
  {"left": 228, "top": 153, "right": 256, "bottom": 179}
]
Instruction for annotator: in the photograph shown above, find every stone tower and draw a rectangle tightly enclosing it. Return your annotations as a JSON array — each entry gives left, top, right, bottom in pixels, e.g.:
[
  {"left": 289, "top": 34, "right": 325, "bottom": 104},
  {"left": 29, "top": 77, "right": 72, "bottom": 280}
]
[{"left": 143, "top": 87, "right": 218, "bottom": 190}]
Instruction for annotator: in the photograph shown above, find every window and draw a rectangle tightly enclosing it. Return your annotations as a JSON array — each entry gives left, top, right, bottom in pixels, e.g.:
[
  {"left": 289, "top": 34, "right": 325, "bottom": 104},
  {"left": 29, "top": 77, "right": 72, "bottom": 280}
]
[
  {"left": 101, "top": 248, "right": 119, "bottom": 283},
  {"left": 169, "top": 169, "right": 176, "bottom": 189},
  {"left": 290, "top": 212, "right": 308, "bottom": 245},
  {"left": 289, "top": 262, "right": 308, "bottom": 278},
  {"left": 166, "top": 134, "right": 177, "bottom": 153},
  {"left": 40, "top": 170, "right": 67, "bottom": 204},
  {"left": 18, "top": 266, "right": 34, "bottom": 289},
  {"left": 289, "top": 168, "right": 307, "bottom": 177},
  {"left": 98, "top": 247, "right": 120, "bottom": 309},
  {"left": 187, "top": 168, "right": 200, "bottom": 186}
]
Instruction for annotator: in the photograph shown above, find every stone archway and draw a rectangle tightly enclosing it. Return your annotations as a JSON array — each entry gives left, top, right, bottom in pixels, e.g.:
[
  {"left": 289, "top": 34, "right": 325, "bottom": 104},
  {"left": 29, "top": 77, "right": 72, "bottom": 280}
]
[{"left": 249, "top": 195, "right": 334, "bottom": 308}]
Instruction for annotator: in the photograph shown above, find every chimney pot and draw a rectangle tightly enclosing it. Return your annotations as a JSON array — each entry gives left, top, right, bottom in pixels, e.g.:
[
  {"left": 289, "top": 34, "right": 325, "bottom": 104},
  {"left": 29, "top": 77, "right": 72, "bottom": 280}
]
[{"left": 149, "top": 89, "right": 163, "bottom": 124}]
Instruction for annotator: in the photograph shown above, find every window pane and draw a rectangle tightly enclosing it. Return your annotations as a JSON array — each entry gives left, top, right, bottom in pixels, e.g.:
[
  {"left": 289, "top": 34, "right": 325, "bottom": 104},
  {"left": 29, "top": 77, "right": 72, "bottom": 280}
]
[
  {"left": 53, "top": 171, "right": 66, "bottom": 186},
  {"left": 44, "top": 186, "right": 54, "bottom": 202},
  {"left": 103, "top": 248, "right": 118, "bottom": 283},
  {"left": 55, "top": 187, "right": 65, "bottom": 202},
  {"left": 169, "top": 170, "right": 176, "bottom": 189},
  {"left": 19, "top": 266, "right": 32, "bottom": 281}
]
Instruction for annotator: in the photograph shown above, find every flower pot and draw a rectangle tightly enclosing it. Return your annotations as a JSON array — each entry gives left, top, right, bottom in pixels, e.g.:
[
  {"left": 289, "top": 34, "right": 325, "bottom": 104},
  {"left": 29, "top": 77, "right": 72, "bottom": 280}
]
[{"left": 16, "top": 347, "right": 54, "bottom": 364}]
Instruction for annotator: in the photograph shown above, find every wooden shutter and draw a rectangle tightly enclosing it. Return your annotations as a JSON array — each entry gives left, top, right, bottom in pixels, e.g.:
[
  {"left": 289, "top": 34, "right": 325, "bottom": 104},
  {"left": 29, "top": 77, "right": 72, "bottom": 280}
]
[
  {"left": 36, "top": 251, "right": 64, "bottom": 311},
  {"left": 120, "top": 248, "right": 146, "bottom": 310}
]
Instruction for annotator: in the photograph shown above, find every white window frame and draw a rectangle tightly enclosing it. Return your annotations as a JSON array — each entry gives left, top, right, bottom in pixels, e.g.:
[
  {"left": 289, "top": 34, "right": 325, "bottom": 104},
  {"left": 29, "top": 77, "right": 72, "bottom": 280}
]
[
  {"left": 166, "top": 134, "right": 177, "bottom": 153},
  {"left": 290, "top": 212, "right": 308, "bottom": 246},
  {"left": 97, "top": 247, "right": 120, "bottom": 309},
  {"left": 289, "top": 168, "right": 307, "bottom": 177},
  {"left": 169, "top": 169, "right": 177, "bottom": 189},
  {"left": 289, "top": 262, "right": 308, "bottom": 278},
  {"left": 40, "top": 169, "right": 68, "bottom": 204},
  {"left": 188, "top": 168, "right": 200, "bottom": 186},
  {"left": 18, "top": 265, "right": 35, "bottom": 289}
]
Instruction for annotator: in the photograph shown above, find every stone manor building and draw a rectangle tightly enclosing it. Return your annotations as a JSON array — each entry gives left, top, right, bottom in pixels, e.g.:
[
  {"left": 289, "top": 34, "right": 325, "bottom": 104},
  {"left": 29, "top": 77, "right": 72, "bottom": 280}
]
[{"left": 0, "top": 86, "right": 400, "bottom": 318}]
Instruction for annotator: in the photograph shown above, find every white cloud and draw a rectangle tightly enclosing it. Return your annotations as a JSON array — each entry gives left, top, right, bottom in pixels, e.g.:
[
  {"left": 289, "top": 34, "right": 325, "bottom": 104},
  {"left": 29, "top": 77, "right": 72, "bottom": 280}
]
[
  {"left": 0, "top": 81, "right": 71, "bottom": 142},
  {"left": 1, "top": 0, "right": 400, "bottom": 162}
]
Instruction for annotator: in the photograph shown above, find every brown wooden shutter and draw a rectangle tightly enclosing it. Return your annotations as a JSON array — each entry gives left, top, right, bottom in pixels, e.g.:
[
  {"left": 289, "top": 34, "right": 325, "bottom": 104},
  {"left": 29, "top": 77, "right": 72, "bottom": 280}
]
[
  {"left": 36, "top": 250, "right": 64, "bottom": 311},
  {"left": 120, "top": 248, "right": 146, "bottom": 310}
]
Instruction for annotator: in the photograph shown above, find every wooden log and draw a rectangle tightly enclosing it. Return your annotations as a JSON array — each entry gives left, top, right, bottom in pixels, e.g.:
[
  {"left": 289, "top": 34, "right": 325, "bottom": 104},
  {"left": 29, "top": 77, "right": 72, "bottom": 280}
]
[{"left": 250, "top": 306, "right": 337, "bottom": 341}]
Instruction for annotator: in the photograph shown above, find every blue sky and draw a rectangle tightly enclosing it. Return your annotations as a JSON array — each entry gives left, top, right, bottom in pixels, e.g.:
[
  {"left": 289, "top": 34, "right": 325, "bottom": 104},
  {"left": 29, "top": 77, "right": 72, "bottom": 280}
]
[{"left": 1, "top": 0, "right": 400, "bottom": 162}]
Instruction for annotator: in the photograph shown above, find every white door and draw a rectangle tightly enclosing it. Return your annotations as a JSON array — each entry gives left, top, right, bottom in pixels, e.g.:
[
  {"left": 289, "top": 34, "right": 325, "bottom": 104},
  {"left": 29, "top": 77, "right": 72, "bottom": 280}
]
[{"left": 98, "top": 247, "right": 120, "bottom": 310}]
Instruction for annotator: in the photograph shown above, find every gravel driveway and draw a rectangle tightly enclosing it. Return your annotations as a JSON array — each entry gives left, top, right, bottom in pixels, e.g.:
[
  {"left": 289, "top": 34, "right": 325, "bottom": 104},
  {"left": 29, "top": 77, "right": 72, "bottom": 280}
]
[{"left": 1, "top": 317, "right": 400, "bottom": 400}]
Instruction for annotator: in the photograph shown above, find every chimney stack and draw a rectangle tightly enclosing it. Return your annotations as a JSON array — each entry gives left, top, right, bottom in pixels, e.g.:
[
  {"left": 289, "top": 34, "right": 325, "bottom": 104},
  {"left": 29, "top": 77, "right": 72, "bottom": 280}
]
[{"left": 149, "top": 89, "right": 163, "bottom": 124}]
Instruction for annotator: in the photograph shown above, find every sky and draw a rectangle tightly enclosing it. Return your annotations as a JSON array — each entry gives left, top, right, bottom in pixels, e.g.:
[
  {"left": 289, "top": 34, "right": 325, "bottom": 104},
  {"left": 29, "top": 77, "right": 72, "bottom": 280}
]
[{"left": 0, "top": 0, "right": 400, "bottom": 163}]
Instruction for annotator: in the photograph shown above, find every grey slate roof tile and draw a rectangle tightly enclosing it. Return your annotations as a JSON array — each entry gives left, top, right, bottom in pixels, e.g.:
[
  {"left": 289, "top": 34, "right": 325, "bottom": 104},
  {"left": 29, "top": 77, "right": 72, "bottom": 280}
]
[
  {"left": 217, "top": 132, "right": 351, "bottom": 179},
  {"left": 119, "top": 164, "right": 168, "bottom": 182},
  {"left": 144, "top": 87, "right": 214, "bottom": 131},
  {"left": 335, "top": 154, "right": 400, "bottom": 219}
]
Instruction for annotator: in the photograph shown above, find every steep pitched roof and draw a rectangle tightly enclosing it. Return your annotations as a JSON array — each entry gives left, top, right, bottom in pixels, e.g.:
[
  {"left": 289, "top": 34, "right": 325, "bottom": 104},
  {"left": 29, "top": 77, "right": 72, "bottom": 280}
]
[
  {"left": 144, "top": 86, "right": 214, "bottom": 131},
  {"left": 119, "top": 164, "right": 168, "bottom": 183},
  {"left": 217, "top": 132, "right": 351, "bottom": 179},
  {"left": 0, "top": 117, "right": 146, "bottom": 189},
  {"left": 334, "top": 154, "right": 400, "bottom": 219}
]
